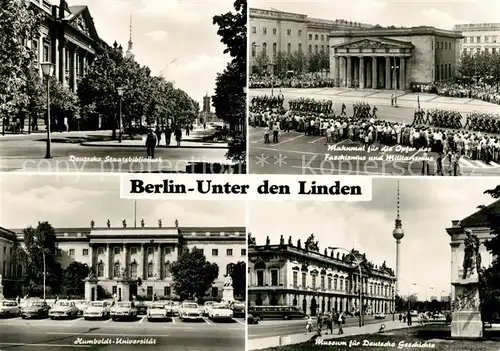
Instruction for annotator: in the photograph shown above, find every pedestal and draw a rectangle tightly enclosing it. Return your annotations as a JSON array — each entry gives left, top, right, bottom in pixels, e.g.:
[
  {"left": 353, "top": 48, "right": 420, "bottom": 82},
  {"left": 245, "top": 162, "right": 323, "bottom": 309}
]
[
  {"left": 222, "top": 287, "right": 234, "bottom": 303},
  {"left": 451, "top": 283, "right": 483, "bottom": 338},
  {"left": 84, "top": 279, "right": 97, "bottom": 301}
]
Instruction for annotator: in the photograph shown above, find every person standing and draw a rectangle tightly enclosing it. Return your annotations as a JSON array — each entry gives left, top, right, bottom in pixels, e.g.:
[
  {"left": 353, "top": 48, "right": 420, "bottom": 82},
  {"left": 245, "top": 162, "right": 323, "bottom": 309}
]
[
  {"left": 175, "top": 126, "right": 182, "bottom": 147},
  {"left": 155, "top": 126, "right": 162, "bottom": 146},
  {"left": 337, "top": 311, "right": 344, "bottom": 334},
  {"left": 407, "top": 310, "right": 412, "bottom": 326},
  {"left": 164, "top": 125, "right": 172, "bottom": 147},
  {"left": 327, "top": 312, "right": 334, "bottom": 335},
  {"left": 145, "top": 129, "right": 157, "bottom": 158},
  {"left": 272, "top": 122, "right": 280, "bottom": 143}
]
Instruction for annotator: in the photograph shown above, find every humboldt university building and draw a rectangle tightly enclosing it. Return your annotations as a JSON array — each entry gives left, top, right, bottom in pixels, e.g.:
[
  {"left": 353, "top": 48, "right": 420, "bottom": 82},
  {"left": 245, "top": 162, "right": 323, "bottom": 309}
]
[
  {"left": 248, "top": 236, "right": 396, "bottom": 316},
  {"left": 0, "top": 224, "right": 246, "bottom": 301}
]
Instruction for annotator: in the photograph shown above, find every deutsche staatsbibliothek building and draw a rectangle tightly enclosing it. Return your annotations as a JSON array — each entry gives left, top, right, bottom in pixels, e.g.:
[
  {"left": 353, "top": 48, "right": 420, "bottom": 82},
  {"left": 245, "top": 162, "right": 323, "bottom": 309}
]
[
  {"left": 248, "top": 235, "right": 396, "bottom": 316},
  {"left": 0, "top": 224, "right": 246, "bottom": 301}
]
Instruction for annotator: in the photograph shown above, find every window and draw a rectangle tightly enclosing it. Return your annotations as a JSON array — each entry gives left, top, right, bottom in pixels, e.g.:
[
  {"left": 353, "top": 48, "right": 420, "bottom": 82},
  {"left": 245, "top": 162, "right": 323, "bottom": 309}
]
[
  {"left": 257, "top": 270, "right": 264, "bottom": 286},
  {"left": 293, "top": 271, "right": 298, "bottom": 288},
  {"left": 340, "top": 279, "right": 343, "bottom": 291},
  {"left": 271, "top": 270, "right": 278, "bottom": 286},
  {"left": 147, "top": 262, "right": 153, "bottom": 277},
  {"left": 113, "top": 262, "right": 120, "bottom": 278},
  {"left": 308, "top": 44, "right": 312, "bottom": 53},
  {"left": 302, "top": 272, "right": 306, "bottom": 287},
  {"left": 211, "top": 287, "right": 218, "bottom": 297},
  {"left": 321, "top": 35, "right": 324, "bottom": 40},
  {"left": 226, "top": 249, "right": 233, "bottom": 256},
  {"left": 273, "top": 28, "right": 277, "bottom": 35},
  {"left": 114, "top": 247, "right": 120, "bottom": 255},
  {"left": 164, "top": 247, "right": 171, "bottom": 255},
  {"left": 287, "top": 29, "right": 291, "bottom": 35},
  {"left": 97, "top": 247, "right": 104, "bottom": 255},
  {"left": 315, "top": 45, "right": 318, "bottom": 53},
  {"left": 444, "top": 42, "right": 447, "bottom": 50},
  {"left": 470, "top": 37, "right": 475, "bottom": 43},
  {"left": 263, "top": 27, "right": 267, "bottom": 35},
  {"left": 130, "top": 262, "right": 137, "bottom": 278},
  {"left": 262, "top": 42, "right": 267, "bottom": 56},
  {"left": 82, "top": 249, "right": 88, "bottom": 256},
  {"left": 298, "top": 30, "right": 302, "bottom": 36},
  {"left": 212, "top": 249, "right": 218, "bottom": 256},
  {"left": 315, "top": 34, "right": 318, "bottom": 40},
  {"left": 131, "top": 247, "right": 138, "bottom": 255},
  {"left": 241, "top": 248, "right": 246, "bottom": 256},
  {"left": 493, "top": 48, "right": 497, "bottom": 54},
  {"left": 2, "top": 262, "right": 5, "bottom": 276},
  {"left": 448, "top": 64, "right": 452, "bottom": 77},
  {"left": 147, "top": 286, "right": 153, "bottom": 297},
  {"left": 97, "top": 263, "right": 104, "bottom": 277},
  {"left": 298, "top": 43, "right": 302, "bottom": 52},
  {"left": 43, "top": 44, "right": 49, "bottom": 62},
  {"left": 312, "top": 275, "right": 316, "bottom": 289},
  {"left": 308, "top": 34, "right": 312, "bottom": 40},
  {"left": 252, "top": 26, "right": 256, "bottom": 34},
  {"left": 272, "top": 42, "right": 277, "bottom": 57},
  {"left": 164, "top": 263, "right": 170, "bottom": 277},
  {"left": 321, "top": 276, "right": 325, "bottom": 290},
  {"left": 251, "top": 42, "right": 256, "bottom": 57},
  {"left": 321, "top": 45, "right": 324, "bottom": 52},
  {"left": 112, "top": 286, "right": 117, "bottom": 295},
  {"left": 334, "top": 277, "right": 338, "bottom": 290},
  {"left": 147, "top": 247, "right": 154, "bottom": 255},
  {"left": 477, "top": 36, "right": 481, "bottom": 43},
  {"left": 164, "top": 286, "right": 171, "bottom": 296},
  {"left": 197, "top": 248, "right": 204, "bottom": 256},
  {"left": 485, "top": 48, "right": 489, "bottom": 54},
  {"left": 287, "top": 43, "right": 291, "bottom": 54},
  {"left": 69, "top": 249, "right": 75, "bottom": 256},
  {"left": 463, "top": 37, "right": 467, "bottom": 44}
]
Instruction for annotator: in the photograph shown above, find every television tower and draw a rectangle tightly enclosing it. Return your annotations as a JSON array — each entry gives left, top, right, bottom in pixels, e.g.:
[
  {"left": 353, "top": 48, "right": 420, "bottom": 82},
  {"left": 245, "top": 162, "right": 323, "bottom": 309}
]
[
  {"left": 126, "top": 15, "right": 134, "bottom": 59},
  {"left": 392, "top": 180, "right": 405, "bottom": 298}
]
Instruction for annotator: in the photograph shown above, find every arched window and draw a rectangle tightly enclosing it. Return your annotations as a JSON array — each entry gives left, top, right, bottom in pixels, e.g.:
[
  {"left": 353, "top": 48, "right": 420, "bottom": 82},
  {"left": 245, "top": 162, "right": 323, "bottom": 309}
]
[
  {"left": 97, "top": 262, "right": 104, "bottom": 277},
  {"left": 287, "top": 43, "right": 291, "bottom": 54},
  {"left": 251, "top": 42, "right": 256, "bottom": 57},
  {"left": 272, "top": 43, "right": 277, "bottom": 57},
  {"left": 226, "top": 263, "right": 234, "bottom": 275},
  {"left": 147, "top": 262, "right": 154, "bottom": 278},
  {"left": 308, "top": 45, "right": 312, "bottom": 53},
  {"left": 298, "top": 43, "right": 302, "bottom": 53},
  {"left": 262, "top": 42, "right": 267, "bottom": 56},
  {"left": 315, "top": 45, "right": 318, "bottom": 53},
  {"left": 113, "top": 262, "right": 120, "bottom": 278},
  {"left": 130, "top": 262, "right": 138, "bottom": 278}
]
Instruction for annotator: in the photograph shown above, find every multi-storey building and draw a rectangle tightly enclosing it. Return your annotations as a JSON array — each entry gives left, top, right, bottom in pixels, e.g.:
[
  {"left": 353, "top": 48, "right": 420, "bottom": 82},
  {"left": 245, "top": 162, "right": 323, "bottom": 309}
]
[
  {"left": 0, "top": 224, "right": 246, "bottom": 301},
  {"left": 248, "top": 236, "right": 396, "bottom": 316},
  {"left": 453, "top": 23, "right": 500, "bottom": 56},
  {"left": 249, "top": 7, "right": 373, "bottom": 74}
]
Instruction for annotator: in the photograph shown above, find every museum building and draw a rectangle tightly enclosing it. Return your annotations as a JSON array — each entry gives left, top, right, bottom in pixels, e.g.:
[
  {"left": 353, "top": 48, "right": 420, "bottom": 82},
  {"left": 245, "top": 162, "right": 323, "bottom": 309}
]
[
  {"left": 0, "top": 223, "right": 246, "bottom": 301},
  {"left": 248, "top": 235, "right": 396, "bottom": 316}
]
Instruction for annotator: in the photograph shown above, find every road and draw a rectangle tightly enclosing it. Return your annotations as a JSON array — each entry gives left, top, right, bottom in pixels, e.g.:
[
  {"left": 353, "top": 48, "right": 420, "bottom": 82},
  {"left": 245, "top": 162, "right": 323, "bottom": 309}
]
[
  {"left": 248, "top": 316, "right": 383, "bottom": 339},
  {"left": 0, "top": 315, "right": 245, "bottom": 350},
  {"left": 0, "top": 131, "right": 228, "bottom": 173}
]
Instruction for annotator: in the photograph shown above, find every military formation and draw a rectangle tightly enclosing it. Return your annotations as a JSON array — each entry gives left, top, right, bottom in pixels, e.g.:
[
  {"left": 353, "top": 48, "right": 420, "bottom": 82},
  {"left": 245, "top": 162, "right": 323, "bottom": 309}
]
[
  {"left": 353, "top": 101, "right": 376, "bottom": 120},
  {"left": 412, "top": 108, "right": 500, "bottom": 134},
  {"left": 464, "top": 112, "right": 500, "bottom": 134},
  {"left": 288, "top": 98, "right": 333, "bottom": 114},
  {"left": 251, "top": 95, "right": 284, "bottom": 110}
]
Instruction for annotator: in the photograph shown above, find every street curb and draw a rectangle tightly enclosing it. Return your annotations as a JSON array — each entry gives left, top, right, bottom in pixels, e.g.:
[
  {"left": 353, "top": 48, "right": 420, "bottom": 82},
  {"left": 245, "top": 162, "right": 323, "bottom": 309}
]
[{"left": 80, "top": 142, "right": 229, "bottom": 149}]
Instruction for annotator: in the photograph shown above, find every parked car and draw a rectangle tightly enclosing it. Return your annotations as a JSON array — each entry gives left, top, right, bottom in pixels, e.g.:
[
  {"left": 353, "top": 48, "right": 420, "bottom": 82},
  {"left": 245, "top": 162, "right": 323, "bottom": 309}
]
[
  {"left": 179, "top": 302, "right": 202, "bottom": 321},
  {"left": 74, "top": 300, "right": 89, "bottom": 315},
  {"left": 147, "top": 303, "right": 168, "bottom": 321},
  {"left": 203, "top": 301, "right": 216, "bottom": 316},
  {"left": 231, "top": 301, "right": 246, "bottom": 318},
  {"left": 49, "top": 300, "right": 79, "bottom": 319},
  {"left": 83, "top": 301, "right": 111, "bottom": 320},
  {"left": 134, "top": 300, "right": 148, "bottom": 315},
  {"left": 374, "top": 313, "right": 386, "bottom": 319},
  {"left": 410, "top": 310, "right": 418, "bottom": 317},
  {"left": 247, "top": 313, "right": 259, "bottom": 324},
  {"left": 208, "top": 303, "right": 233, "bottom": 321},
  {"left": 21, "top": 300, "right": 50, "bottom": 319},
  {"left": 0, "top": 300, "right": 20, "bottom": 317},
  {"left": 110, "top": 301, "right": 138, "bottom": 321}
]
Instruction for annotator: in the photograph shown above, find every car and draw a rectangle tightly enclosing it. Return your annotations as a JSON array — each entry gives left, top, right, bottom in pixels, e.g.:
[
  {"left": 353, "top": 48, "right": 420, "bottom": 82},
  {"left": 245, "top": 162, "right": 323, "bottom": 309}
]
[
  {"left": 162, "top": 301, "right": 175, "bottom": 317},
  {"left": 0, "top": 300, "right": 20, "bottom": 317},
  {"left": 208, "top": 303, "right": 233, "bottom": 321},
  {"left": 83, "top": 301, "right": 111, "bottom": 320},
  {"left": 147, "top": 303, "right": 168, "bottom": 321},
  {"left": 21, "top": 300, "right": 50, "bottom": 319},
  {"left": 247, "top": 313, "right": 259, "bottom": 324},
  {"left": 110, "top": 301, "right": 137, "bottom": 321},
  {"left": 49, "top": 300, "right": 79, "bottom": 319},
  {"left": 134, "top": 300, "right": 148, "bottom": 315},
  {"left": 74, "top": 300, "right": 89, "bottom": 316},
  {"left": 203, "top": 301, "right": 217, "bottom": 316},
  {"left": 231, "top": 301, "right": 246, "bottom": 318},
  {"left": 410, "top": 310, "right": 418, "bottom": 317},
  {"left": 374, "top": 313, "right": 386, "bottom": 319},
  {"left": 179, "top": 302, "right": 202, "bottom": 321}
]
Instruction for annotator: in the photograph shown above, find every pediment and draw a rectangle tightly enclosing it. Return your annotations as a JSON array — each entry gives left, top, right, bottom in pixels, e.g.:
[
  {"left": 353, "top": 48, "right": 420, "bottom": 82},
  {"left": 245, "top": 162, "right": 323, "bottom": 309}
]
[
  {"left": 67, "top": 6, "right": 99, "bottom": 40},
  {"left": 334, "top": 38, "right": 413, "bottom": 50}
]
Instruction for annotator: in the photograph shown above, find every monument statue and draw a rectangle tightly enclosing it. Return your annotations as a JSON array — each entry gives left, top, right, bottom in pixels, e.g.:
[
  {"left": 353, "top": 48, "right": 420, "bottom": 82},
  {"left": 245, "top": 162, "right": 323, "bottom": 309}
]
[
  {"left": 288, "top": 236, "right": 292, "bottom": 246},
  {"left": 107, "top": 219, "right": 111, "bottom": 228},
  {"left": 224, "top": 274, "right": 233, "bottom": 287},
  {"left": 266, "top": 236, "right": 270, "bottom": 246},
  {"left": 175, "top": 219, "right": 179, "bottom": 227},
  {"left": 462, "top": 230, "right": 482, "bottom": 279},
  {"left": 248, "top": 233, "right": 256, "bottom": 246},
  {"left": 158, "top": 219, "right": 162, "bottom": 228},
  {"left": 90, "top": 220, "right": 95, "bottom": 228},
  {"left": 280, "top": 235, "right": 284, "bottom": 245},
  {"left": 297, "top": 239, "right": 301, "bottom": 248},
  {"left": 141, "top": 219, "right": 145, "bottom": 228},
  {"left": 122, "top": 219, "right": 127, "bottom": 228},
  {"left": 324, "top": 248, "right": 327, "bottom": 256}
]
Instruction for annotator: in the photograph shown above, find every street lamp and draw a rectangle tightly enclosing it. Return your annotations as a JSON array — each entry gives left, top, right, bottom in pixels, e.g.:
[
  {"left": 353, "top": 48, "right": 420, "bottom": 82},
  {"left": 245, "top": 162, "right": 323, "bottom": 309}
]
[
  {"left": 328, "top": 246, "right": 363, "bottom": 327},
  {"left": 40, "top": 62, "right": 55, "bottom": 158},
  {"left": 117, "top": 87, "right": 125, "bottom": 143},
  {"left": 391, "top": 56, "right": 399, "bottom": 108}
]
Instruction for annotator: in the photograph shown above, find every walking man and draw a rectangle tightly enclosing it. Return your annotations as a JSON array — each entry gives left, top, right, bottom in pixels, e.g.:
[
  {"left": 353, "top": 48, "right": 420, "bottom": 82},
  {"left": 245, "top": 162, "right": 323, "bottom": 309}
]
[{"left": 145, "top": 129, "right": 157, "bottom": 158}]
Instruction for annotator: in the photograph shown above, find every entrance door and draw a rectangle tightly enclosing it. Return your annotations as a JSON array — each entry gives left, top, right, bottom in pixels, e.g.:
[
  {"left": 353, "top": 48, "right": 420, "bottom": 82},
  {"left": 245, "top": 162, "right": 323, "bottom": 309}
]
[
  {"left": 91, "top": 287, "right": 96, "bottom": 301},
  {"left": 311, "top": 298, "right": 317, "bottom": 316},
  {"left": 129, "top": 283, "right": 138, "bottom": 300}
]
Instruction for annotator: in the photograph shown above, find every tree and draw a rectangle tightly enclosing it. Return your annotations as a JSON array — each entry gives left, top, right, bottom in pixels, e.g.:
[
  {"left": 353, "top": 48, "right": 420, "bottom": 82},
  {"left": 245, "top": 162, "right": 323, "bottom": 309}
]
[
  {"left": 230, "top": 261, "right": 246, "bottom": 299},
  {"left": 61, "top": 261, "right": 89, "bottom": 297},
  {"left": 170, "top": 247, "right": 219, "bottom": 300},
  {"left": 16, "top": 222, "right": 62, "bottom": 296},
  {"left": 253, "top": 51, "right": 270, "bottom": 76},
  {"left": 290, "top": 50, "right": 307, "bottom": 75},
  {"left": 0, "top": 0, "right": 41, "bottom": 129},
  {"left": 274, "top": 51, "right": 291, "bottom": 78}
]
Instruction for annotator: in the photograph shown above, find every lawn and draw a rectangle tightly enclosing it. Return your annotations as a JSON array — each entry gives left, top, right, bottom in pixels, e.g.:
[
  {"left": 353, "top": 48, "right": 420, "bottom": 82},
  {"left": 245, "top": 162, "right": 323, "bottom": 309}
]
[{"left": 262, "top": 325, "right": 500, "bottom": 351}]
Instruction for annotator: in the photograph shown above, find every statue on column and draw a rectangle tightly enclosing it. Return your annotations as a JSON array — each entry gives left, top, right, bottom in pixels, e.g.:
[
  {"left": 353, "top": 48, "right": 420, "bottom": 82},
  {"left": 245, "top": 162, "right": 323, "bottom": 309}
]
[
  {"left": 248, "top": 233, "right": 256, "bottom": 246},
  {"left": 174, "top": 219, "right": 179, "bottom": 227},
  {"left": 280, "top": 235, "right": 284, "bottom": 245},
  {"left": 297, "top": 239, "right": 301, "bottom": 248},
  {"left": 462, "top": 230, "right": 482, "bottom": 279},
  {"left": 158, "top": 219, "right": 162, "bottom": 228},
  {"left": 141, "top": 219, "right": 145, "bottom": 228},
  {"left": 266, "top": 236, "right": 270, "bottom": 246},
  {"left": 90, "top": 220, "right": 95, "bottom": 228},
  {"left": 107, "top": 219, "right": 111, "bottom": 228},
  {"left": 122, "top": 219, "right": 127, "bottom": 228},
  {"left": 288, "top": 236, "right": 293, "bottom": 246}
]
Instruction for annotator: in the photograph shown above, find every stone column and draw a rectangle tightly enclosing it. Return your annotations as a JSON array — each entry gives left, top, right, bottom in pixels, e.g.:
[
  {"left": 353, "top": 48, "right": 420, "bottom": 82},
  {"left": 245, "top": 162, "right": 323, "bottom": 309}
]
[
  {"left": 359, "top": 57, "right": 365, "bottom": 88},
  {"left": 72, "top": 48, "right": 77, "bottom": 93},
  {"left": 53, "top": 37, "right": 59, "bottom": 79},
  {"left": 400, "top": 57, "right": 406, "bottom": 91},
  {"left": 346, "top": 56, "right": 352, "bottom": 88},
  {"left": 353, "top": 58, "right": 359, "bottom": 85},
  {"left": 123, "top": 244, "right": 128, "bottom": 276},
  {"left": 105, "top": 244, "right": 111, "bottom": 279},
  {"left": 156, "top": 244, "right": 162, "bottom": 279},
  {"left": 366, "top": 59, "right": 372, "bottom": 88},
  {"left": 59, "top": 42, "right": 66, "bottom": 86},
  {"left": 334, "top": 56, "right": 340, "bottom": 86},
  {"left": 385, "top": 57, "right": 391, "bottom": 89},
  {"left": 372, "top": 57, "right": 378, "bottom": 89}
]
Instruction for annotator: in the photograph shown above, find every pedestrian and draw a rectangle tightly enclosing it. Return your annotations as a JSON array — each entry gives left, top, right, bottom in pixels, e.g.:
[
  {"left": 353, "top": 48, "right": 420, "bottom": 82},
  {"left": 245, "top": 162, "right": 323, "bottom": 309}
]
[
  {"left": 316, "top": 314, "right": 323, "bottom": 336},
  {"left": 264, "top": 127, "right": 270, "bottom": 144},
  {"left": 164, "top": 125, "right": 172, "bottom": 146},
  {"left": 272, "top": 122, "right": 280, "bottom": 143},
  {"left": 327, "top": 312, "right": 333, "bottom": 335},
  {"left": 145, "top": 129, "right": 157, "bottom": 158},
  {"left": 155, "top": 126, "right": 162, "bottom": 146},
  {"left": 337, "top": 311, "right": 344, "bottom": 334},
  {"left": 399, "top": 313, "right": 402, "bottom": 322},
  {"left": 407, "top": 310, "right": 412, "bottom": 326},
  {"left": 185, "top": 125, "right": 190, "bottom": 137},
  {"left": 305, "top": 315, "right": 313, "bottom": 333},
  {"left": 175, "top": 126, "right": 182, "bottom": 147}
]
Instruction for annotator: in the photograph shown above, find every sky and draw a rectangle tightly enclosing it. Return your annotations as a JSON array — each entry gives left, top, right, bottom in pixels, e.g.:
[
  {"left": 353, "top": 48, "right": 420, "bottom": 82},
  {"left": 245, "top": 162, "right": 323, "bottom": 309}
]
[
  {"left": 249, "top": 178, "right": 500, "bottom": 301},
  {"left": 252, "top": 0, "right": 500, "bottom": 30},
  {"left": 68, "top": 0, "right": 236, "bottom": 106},
  {"left": 0, "top": 174, "right": 246, "bottom": 229}
]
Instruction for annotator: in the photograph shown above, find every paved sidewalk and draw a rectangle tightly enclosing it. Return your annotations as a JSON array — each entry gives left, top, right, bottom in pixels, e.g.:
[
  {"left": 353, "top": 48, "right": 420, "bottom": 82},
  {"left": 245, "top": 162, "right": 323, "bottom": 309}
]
[
  {"left": 248, "top": 320, "right": 417, "bottom": 350},
  {"left": 81, "top": 139, "right": 228, "bottom": 149}
]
